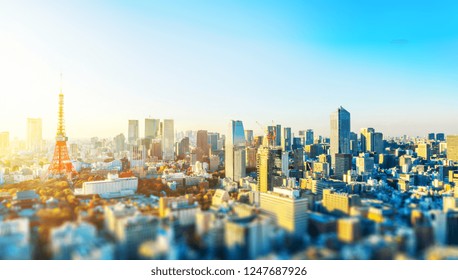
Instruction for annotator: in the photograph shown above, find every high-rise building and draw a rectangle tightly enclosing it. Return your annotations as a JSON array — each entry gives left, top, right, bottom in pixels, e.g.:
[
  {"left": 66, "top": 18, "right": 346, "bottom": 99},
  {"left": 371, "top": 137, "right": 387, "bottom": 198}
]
[
  {"left": 281, "top": 127, "right": 292, "bottom": 152},
  {"left": 114, "top": 133, "right": 126, "bottom": 153},
  {"left": 244, "top": 130, "right": 254, "bottom": 146},
  {"left": 440, "top": 142, "right": 448, "bottom": 155},
  {"left": 209, "top": 155, "right": 220, "bottom": 172},
  {"left": 349, "top": 132, "right": 358, "bottom": 155},
  {"left": 177, "top": 137, "right": 190, "bottom": 158},
  {"left": 225, "top": 215, "right": 273, "bottom": 260},
  {"left": 334, "top": 153, "right": 352, "bottom": 180},
  {"left": 0, "top": 132, "right": 9, "bottom": 156},
  {"left": 361, "top": 128, "right": 384, "bottom": 154},
  {"left": 150, "top": 139, "right": 162, "bottom": 160},
  {"left": 292, "top": 137, "right": 304, "bottom": 171},
  {"left": 208, "top": 132, "right": 219, "bottom": 152},
  {"left": 257, "top": 146, "right": 282, "bottom": 192},
  {"left": 298, "top": 130, "right": 306, "bottom": 146},
  {"left": 306, "top": 129, "right": 314, "bottom": 145},
  {"left": 225, "top": 120, "right": 246, "bottom": 182},
  {"left": 428, "top": 133, "right": 436, "bottom": 141},
  {"left": 27, "top": 118, "right": 42, "bottom": 152},
  {"left": 107, "top": 209, "right": 159, "bottom": 259},
  {"left": 416, "top": 143, "right": 431, "bottom": 161},
  {"left": 196, "top": 130, "right": 209, "bottom": 161},
  {"left": 355, "top": 154, "right": 375, "bottom": 175},
  {"left": 161, "top": 119, "right": 175, "bottom": 161},
  {"left": 360, "top": 128, "right": 375, "bottom": 153},
  {"left": 447, "top": 136, "right": 458, "bottom": 162},
  {"left": 267, "top": 126, "right": 276, "bottom": 147},
  {"left": 372, "top": 132, "right": 384, "bottom": 154},
  {"left": 128, "top": 120, "right": 139, "bottom": 144},
  {"left": 323, "top": 189, "right": 360, "bottom": 215},
  {"left": 305, "top": 144, "right": 324, "bottom": 159},
  {"left": 275, "top": 124, "right": 282, "bottom": 147},
  {"left": 246, "top": 147, "right": 258, "bottom": 169},
  {"left": 312, "top": 162, "right": 330, "bottom": 178},
  {"left": 436, "top": 133, "right": 445, "bottom": 142},
  {"left": 260, "top": 190, "right": 308, "bottom": 236},
  {"left": 330, "top": 107, "right": 350, "bottom": 168},
  {"left": 379, "top": 153, "right": 396, "bottom": 169},
  {"left": 253, "top": 136, "right": 263, "bottom": 148},
  {"left": 281, "top": 151, "right": 289, "bottom": 177},
  {"left": 144, "top": 118, "right": 160, "bottom": 140},
  {"left": 70, "top": 143, "right": 78, "bottom": 159},
  {"left": 337, "top": 218, "right": 361, "bottom": 243}
]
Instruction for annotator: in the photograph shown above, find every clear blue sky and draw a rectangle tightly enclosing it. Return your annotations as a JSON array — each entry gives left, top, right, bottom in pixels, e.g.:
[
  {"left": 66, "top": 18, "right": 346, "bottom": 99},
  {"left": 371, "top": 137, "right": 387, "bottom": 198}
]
[{"left": 1, "top": 0, "right": 457, "bottom": 139}]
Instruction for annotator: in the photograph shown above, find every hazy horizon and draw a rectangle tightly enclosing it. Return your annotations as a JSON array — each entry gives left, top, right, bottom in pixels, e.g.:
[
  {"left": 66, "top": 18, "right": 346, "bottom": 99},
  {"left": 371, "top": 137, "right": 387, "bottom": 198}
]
[{"left": 1, "top": 1, "right": 457, "bottom": 139}]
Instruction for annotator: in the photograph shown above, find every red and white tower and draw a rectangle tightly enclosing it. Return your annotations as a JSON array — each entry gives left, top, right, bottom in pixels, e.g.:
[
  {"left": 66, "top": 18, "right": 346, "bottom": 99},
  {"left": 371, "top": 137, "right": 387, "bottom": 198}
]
[{"left": 48, "top": 89, "right": 76, "bottom": 176}]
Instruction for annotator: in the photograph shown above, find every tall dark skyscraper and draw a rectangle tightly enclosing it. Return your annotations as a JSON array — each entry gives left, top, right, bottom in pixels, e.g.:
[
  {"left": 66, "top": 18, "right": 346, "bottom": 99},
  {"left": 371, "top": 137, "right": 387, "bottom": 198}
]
[
  {"left": 281, "top": 127, "right": 292, "bottom": 152},
  {"left": 276, "top": 124, "right": 282, "bottom": 146},
  {"left": 330, "top": 106, "right": 351, "bottom": 168},
  {"left": 306, "top": 129, "right": 314, "bottom": 145}
]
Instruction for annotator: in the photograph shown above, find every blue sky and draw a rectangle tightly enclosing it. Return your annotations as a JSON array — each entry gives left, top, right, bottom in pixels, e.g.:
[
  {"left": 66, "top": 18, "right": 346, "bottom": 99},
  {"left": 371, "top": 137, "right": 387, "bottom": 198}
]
[{"left": 1, "top": 0, "right": 457, "bottom": 139}]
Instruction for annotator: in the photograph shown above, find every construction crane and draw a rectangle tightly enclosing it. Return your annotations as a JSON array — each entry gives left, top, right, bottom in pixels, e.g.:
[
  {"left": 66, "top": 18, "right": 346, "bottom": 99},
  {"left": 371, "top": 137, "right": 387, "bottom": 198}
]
[{"left": 256, "top": 121, "right": 276, "bottom": 146}]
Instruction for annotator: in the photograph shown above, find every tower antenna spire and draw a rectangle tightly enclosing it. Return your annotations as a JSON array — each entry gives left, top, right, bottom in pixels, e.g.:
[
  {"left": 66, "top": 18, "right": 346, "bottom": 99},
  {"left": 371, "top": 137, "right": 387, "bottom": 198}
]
[{"left": 48, "top": 74, "right": 76, "bottom": 177}]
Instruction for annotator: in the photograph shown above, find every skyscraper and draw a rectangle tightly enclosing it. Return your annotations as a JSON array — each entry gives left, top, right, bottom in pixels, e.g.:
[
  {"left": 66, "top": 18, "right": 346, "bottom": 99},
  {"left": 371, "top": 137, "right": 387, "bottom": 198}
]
[
  {"left": 260, "top": 191, "right": 308, "bottom": 236},
  {"left": 128, "top": 120, "right": 139, "bottom": 144},
  {"left": 275, "top": 124, "right": 282, "bottom": 146},
  {"left": 257, "top": 146, "right": 282, "bottom": 192},
  {"left": 27, "top": 118, "right": 42, "bottom": 152},
  {"left": 145, "top": 118, "right": 160, "bottom": 140},
  {"left": 246, "top": 146, "right": 258, "bottom": 169},
  {"left": 306, "top": 129, "right": 314, "bottom": 145},
  {"left": 281, "top": 127, "right": 292, "bottom": 152},
  {"left": 447, "top": 135, "right": 458, "bottom": 162},
  {"left": 292, "top": 137, "right": 304, "bottom": 171},
  {"left": 196, "top": 130, "right": 209, "bottom": 161},
  {"left": 360, "top": 127, "right": 375, "bottom": 153},
  {"left": 330, "top": 106, "right": 351, "bottom": 167},
  {"left": 267, "top": 126, "right": 276, "bottom": 147},
  {"left": 349, "top": 132, "right": 358, "bottom": 155},
  {"left": 225, "top": 120, "right": 246, "bottom": 182},
  {"left": 161, "top": 119, "right": 175, "bottom": 161},
  {"left": 208, "top": 132, "right": 219, "bottom": 152},
  {"left": 436, "top": 133, "right": 445, "bottom": 142},
  {"left": 334, "top": 153, "right": 352, "bottom": 180},
  {"left": 360, "top": 128, "right": 384, "bottom": 154},
  {"left": 244, "top": 130, "right": 254, "bottom": 146},
  {"left": 298, "top": 130, "right": 306, "bottom": 146},
  {"left": 372, "top": 132, "right": 384, "bottom": 154},
  {"left": 416, "top": 143, "right": 431, "bottom": 161},
  {"left": 355, "top": 154, "right": 374, "bottom": 175},
  {"left": 114, "top": 133, "right": 126, "bottom": 153},
  {"left": 177, "top": 137, "right": 190, "bottom": 158}
]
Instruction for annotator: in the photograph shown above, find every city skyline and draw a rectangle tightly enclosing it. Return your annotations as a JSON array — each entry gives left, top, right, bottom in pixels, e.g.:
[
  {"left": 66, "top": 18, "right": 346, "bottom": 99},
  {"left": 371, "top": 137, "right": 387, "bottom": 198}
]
[
  {"left": 1, "top": 1, "right": 458, "bottom": 139},
  {"left": 2, "top": 101, "right": 457, "bottom": 141}
]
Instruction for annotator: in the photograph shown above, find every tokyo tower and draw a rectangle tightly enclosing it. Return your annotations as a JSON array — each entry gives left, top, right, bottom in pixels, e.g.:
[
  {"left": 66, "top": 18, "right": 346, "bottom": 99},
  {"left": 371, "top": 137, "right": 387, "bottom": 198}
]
[{"left": 48, "top": 88, "right": 76, "bottom": 176}]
